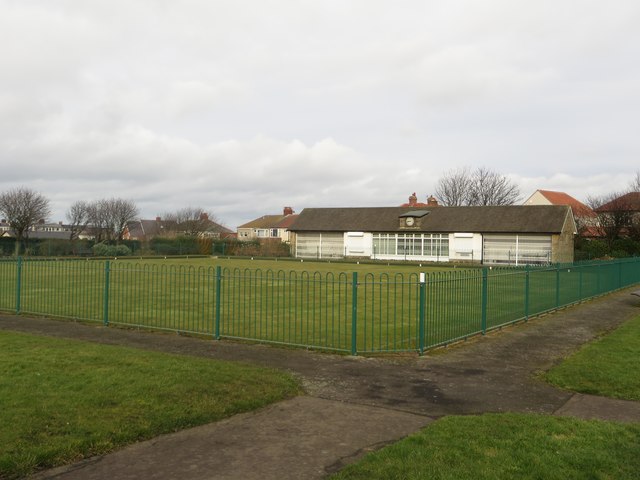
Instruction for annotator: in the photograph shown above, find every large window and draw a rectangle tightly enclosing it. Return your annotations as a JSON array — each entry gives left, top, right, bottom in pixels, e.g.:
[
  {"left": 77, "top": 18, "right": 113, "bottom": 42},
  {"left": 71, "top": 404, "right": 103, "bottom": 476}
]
[
  {"left": 296, "top": 233, "right": 345, "bottom": 259},
  {"left": 375, "top": 233, "right": 396, "bottom": 255},
  {"left": 483, "top": 234, "right": 551, "bottom": 265},
  {"left": 373, "top": 233, "right": 449, "bottom": 259}
]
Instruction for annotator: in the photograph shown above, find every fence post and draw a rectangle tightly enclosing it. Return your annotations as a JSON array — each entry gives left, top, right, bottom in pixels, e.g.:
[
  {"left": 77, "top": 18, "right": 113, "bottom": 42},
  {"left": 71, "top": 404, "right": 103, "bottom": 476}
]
[
  {"left": 15, "top": 256, "right": 22, "bottom": 314},
  {"left": 215, "top": 266, "right": 222, "bottom": 339},
  {"left": 103, "top": 260, "right": 110, "bottom": 326},
  {"left": 579, "top": 264, "right": 583, "bottom": 300},
  {"left": 418, "top": 272, "right": 426, "bottom": 355},
  {"left": 617, "top": 259, "right": 622, "bottom": 289},
  {"left": 555, "top": 265, "right": 560, "bottom": 308},
  {"left": 481, "top": 267, "right": 488, "bottom": 334},
  {"left": 524, "top": 265, "right": 530, "bottom": 321},
  {"left": 351, "top": 272, "right": 358, "bottom": 356}
]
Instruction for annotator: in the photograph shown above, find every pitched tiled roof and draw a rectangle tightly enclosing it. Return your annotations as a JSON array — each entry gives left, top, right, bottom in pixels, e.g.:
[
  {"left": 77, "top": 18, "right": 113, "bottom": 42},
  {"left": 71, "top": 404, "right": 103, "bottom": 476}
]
[
  {"left": 126, "top": 218, "right": 231, "bottom": 238},
  {"left": 238, "top": 215, "right": 286, "bottom": 229},
  {"left": 203, "top": 220, "right": 233, "bottom": 234},
  {"left": 274, "top": 214, "right": 298, "bottom": 229},
  {"left": 126, "top": 219, "right": 165, "bottom": 238},
  {"left": 596, "top": 192, "right": 640, "bottom": 212},
  {"left": 536, "top": 190, "right": 596, "bottom": 218},
  {"left": 289, "top": 205, "right": 573, "bottom": 234}
]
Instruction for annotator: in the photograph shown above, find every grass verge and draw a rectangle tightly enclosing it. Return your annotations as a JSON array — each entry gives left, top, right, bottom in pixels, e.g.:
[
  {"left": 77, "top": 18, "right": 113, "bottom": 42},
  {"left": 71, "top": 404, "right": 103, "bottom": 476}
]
[
  {"left": 331, "top": 413, "right": 640, "bottom": 480},
  {"left": 544, "top": 314, "right": 640, "bottom": 401},
  {"left": 332, "top": 311, "right": 640, "bottom": 479},
  {"left": 0, "top": 330, "right": 300, "bottom": 479}
]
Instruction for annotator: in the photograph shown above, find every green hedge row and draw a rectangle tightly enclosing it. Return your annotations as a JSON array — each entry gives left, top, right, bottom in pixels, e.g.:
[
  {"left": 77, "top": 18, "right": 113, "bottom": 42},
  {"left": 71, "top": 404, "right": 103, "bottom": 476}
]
[{"left": 0, "top": 236, "right": 292, "bottom": 258}]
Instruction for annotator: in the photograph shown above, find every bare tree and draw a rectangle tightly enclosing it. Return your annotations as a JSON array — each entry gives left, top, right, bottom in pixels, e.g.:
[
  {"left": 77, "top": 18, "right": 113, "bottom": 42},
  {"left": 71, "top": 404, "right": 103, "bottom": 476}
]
[
  {"left": 0, "top": 187, "right": 50, "bottom": 255},
  {"left": 162, "top": 207, "right": 218, "bottom": 236},
  {"left": 110, "top": 198, "right": 139, "bottom": 242},
  {"left": 87, "top": 198, "right": 139, "bottom": 242},
  {"left": 435, "top": 166, "right": 520, "bottom": 206},
  {"left": 628, "top": 215, "right": 640, "bottom": 242},
  {"left": 434, "top": 167, "right": 472, "bottom": 206},
  {"left": 622, "top": 172, "right": 640, "bottom": 241},
  {"left": 468, "top": 167, "right": 521, "bottom": 206},
  {"left": 630, "top": 170, "right": 640, "bottom": 192},
  {"left": 86, "top": 200, "right": 110, "bottom": 242},
  {"left": 588, "top": 193, "right": 633, "bottom": 247},
  {"left": 573, "top": 214, "right": 593, "bottom": 238},
  {"left": 66, "top": 200, "right": 91, "bottom": 241}
]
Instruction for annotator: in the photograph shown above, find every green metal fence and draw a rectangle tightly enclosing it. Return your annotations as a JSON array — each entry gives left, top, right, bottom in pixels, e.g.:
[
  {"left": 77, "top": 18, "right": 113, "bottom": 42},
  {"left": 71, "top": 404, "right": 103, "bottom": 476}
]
[{"left": 1, "top": 257, "right": 639, "bottom": 354}]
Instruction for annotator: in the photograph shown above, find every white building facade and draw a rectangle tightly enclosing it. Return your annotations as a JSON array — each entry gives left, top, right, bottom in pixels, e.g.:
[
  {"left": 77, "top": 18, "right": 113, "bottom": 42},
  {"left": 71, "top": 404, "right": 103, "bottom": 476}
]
[{"left": 290, "top": 206, "right": 574, "bottom": 265}]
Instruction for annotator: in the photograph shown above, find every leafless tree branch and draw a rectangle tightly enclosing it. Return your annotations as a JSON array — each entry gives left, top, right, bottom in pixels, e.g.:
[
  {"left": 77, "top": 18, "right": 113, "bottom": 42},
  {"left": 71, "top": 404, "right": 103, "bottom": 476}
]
[
  {"left": 435, "top": 166, "right": 520, "bottom": 206},
  {"left": 0, "top": 186, "right": 51, "bottom": 255}
]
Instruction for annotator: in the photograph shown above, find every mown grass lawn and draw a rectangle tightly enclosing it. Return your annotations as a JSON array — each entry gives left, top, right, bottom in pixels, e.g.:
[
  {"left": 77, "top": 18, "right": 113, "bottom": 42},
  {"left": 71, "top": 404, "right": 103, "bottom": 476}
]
[
  {"left": 544, "top": 314, "right": 640, "bottom": 401},
  {"left": 331, "top": 413, "right": 640, "bottom": 480},
  {"left": 2, "top": 256, "right": 635, "bottom": 354},
  {"left": 0, "top": 330, "right": 300, "bottom": 479},
  {"left": 331, "top": 314, "right": 640, "bottom": 479}
]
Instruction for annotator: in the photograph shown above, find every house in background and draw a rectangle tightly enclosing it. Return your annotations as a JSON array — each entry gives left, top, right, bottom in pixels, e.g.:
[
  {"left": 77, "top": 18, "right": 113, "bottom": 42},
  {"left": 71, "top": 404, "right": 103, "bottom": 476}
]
[
  {"left": 0, "top": 219, "right": 79, "bottom": 240},
  {"left": 595, "top": 191, "right": 640, "bottom": 217},
  {"left": 0, "top": 219, "right": 11, "bottom": 235},
  {"left": 125, "top": 214, "right": 232, "bottom": 241},
  {"left": 32, "top": 220, "right": 75, "bottom": 239},
  {"left": 124, "top": 218, "right": 167, "bottom": 241},
  {"left": 237, "top": 207, "right": 298, "bottom": 243},
  {"left": 199, "top": 215, "right": 234, "bottom": 238},
  {"left": 594, "top": 191, "right": 640, "bottom": 238},
  {"left": 288, "top": 203, "right": 576, "bottom": 265},
  {"left": 523, "top": 190, "right": 599, "bottom": 237}
]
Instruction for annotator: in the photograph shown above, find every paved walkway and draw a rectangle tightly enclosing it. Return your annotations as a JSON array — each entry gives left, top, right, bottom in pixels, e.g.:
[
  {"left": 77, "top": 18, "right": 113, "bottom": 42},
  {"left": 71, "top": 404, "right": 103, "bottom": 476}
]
[{"left": 1, "top": 289, "right": 639, "bottom": 479}]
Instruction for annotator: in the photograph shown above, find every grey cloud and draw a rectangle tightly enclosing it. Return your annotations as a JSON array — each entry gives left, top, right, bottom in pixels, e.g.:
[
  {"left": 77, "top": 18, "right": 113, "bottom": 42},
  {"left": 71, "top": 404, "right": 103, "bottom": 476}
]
[{"left": 1, "top": 1, "right": 639, "bottom": 227}]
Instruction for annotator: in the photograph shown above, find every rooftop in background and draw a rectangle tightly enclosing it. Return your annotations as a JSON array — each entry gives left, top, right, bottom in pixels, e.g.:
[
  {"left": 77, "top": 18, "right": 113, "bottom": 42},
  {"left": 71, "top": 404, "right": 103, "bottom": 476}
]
[
  {"left": 237, "top": 207, "right": 296, "bottom": 229},
  {"left": 595, "top": 191, "right": 640, "bottom": 212},
  {"left": 524, "top": 190, "right": 596, "bottom": 218},
  {"left": 400, "top": 193, "right": 439, "bottom": 208},
  {"left": 125, "top": 214, "right": 233, "bottom": 240}
]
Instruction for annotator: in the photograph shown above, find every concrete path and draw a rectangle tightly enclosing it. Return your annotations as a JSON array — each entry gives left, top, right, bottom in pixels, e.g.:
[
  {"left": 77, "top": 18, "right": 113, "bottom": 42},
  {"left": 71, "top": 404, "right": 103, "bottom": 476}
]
[
  {"left": 30, "top": 398, "right": 431, "bottom": 480},
  {"left": 1, "top": 289, "right": 639, "bottom": 479}
]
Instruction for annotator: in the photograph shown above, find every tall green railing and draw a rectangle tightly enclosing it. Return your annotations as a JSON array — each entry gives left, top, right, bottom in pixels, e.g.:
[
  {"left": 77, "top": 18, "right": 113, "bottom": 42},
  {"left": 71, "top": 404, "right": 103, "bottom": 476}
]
[{"left": 0, "top": 257, "right": 639, "bottom": 354}]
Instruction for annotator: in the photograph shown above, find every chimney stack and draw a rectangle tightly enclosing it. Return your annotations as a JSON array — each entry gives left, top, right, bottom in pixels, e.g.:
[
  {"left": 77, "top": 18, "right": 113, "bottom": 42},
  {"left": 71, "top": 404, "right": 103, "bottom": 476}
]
[
  {"left": 427, "top": 195, "right": 439, "bottom": 207},
  {"left": 408, "top": 193, "right": 417, "bottom": 206},
  {"left": 200, "top": 213, "right": 209, "bottom": 221},
  {"left": 283, "top": 207, "right": 294, "bottom": 216}
]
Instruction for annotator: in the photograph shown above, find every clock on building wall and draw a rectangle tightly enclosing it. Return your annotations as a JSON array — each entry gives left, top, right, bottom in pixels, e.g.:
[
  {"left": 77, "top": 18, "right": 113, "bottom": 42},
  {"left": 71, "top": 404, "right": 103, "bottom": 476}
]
[{"left": 400, "top": 210, "right": 429, "bottom": 228}]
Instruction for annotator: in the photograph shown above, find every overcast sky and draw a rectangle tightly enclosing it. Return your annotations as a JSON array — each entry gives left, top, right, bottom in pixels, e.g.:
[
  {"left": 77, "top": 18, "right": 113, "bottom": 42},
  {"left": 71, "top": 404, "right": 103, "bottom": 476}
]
[{"left": 1, "top": 1, "right": 639, "bottom": 228}]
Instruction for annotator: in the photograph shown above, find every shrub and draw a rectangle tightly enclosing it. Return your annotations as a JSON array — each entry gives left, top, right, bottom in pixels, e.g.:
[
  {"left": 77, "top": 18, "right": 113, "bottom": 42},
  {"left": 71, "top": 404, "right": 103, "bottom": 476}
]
[
  {"left": 149, "top": 236, "right": 199, "bottom": 255},
  {"left": 575, "top": 239, "right": 610, "bottom": 260},
  {"left": 611, "top": 238, "right": 640, "bottom": 256},
  {"left": 37, "top": 239, "right": 95, "bottom": 257},
  {"left": 197, "top": 237, "right": 213, "bottom": 255},
  {"left": 212, "top": 238, "right": 291, "bottom": 257},
  {"left": 114, "top": 244, "right": 132, "bottom": 256},
  {"left": 92, "top": 242, "right": 132, "bottom": 257}
]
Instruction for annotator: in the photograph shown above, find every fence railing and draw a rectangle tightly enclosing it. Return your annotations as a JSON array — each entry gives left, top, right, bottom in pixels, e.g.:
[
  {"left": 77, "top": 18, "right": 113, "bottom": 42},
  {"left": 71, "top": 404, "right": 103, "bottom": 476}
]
[{"left": 1, "top": 257, "right": 639, "bottom": 354}]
